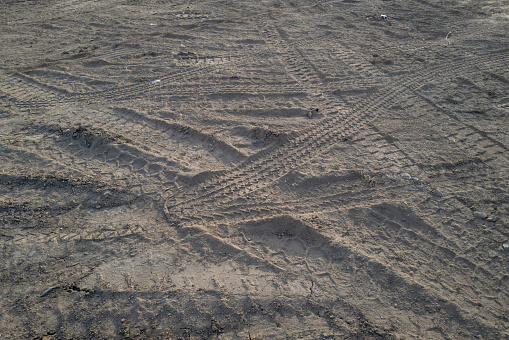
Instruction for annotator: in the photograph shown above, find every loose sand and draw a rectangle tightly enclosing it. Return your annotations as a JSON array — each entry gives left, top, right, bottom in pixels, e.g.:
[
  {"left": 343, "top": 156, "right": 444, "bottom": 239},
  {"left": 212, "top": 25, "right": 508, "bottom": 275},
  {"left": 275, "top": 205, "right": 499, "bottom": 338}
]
[{"left": 0, "top": 0, "right": 508, "bottom": 338}]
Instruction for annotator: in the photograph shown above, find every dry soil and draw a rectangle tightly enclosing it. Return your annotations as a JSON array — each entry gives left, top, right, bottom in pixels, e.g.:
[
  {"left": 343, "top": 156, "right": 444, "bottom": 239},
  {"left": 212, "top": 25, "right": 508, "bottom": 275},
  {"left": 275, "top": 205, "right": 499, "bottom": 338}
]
[{"left": 0, "top": 0, "right": 508, "bottom": 339}]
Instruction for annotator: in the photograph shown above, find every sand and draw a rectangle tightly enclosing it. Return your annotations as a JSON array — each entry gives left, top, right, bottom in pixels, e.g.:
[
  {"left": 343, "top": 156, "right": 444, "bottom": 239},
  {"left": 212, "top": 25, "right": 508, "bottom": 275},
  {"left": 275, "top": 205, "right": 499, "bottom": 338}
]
[{"left": 0, "top": 0, "right": 508, "bottom": 338}]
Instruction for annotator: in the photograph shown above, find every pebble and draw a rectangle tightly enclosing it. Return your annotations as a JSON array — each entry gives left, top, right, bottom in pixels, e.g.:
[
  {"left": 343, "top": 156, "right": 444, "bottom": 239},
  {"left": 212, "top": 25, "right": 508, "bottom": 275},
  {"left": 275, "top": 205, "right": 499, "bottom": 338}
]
[
  {"left": 432, "top": 189, "right": 443, "bottom": 197},
  {"left": 416, "top": 185, "right": 423, "bottom": 191},
  {"left": 502, "top": 243, "right": 509, "bottom": 251},
  {"left": 401, "top": 173, "right": 412, "bottom": 180},
  {"left": 488, "top": 250, "right": 498, "bottom": 258},
  {"left": 307, "top": 108, "right": 318, "bottom": 119},
  {"left": 473, "top": 211, "right": 487, "bottom": 219},
  {"left": 487, "top": 216, "right": 498, "bottom": 222}
]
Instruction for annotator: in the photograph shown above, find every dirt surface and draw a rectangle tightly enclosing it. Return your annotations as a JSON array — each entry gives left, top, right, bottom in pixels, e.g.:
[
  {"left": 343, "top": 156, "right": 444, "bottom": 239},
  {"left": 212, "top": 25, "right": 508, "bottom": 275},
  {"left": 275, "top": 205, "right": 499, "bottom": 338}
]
[{"left": 1, "top": 0, "right": 508, "bottom": 339}]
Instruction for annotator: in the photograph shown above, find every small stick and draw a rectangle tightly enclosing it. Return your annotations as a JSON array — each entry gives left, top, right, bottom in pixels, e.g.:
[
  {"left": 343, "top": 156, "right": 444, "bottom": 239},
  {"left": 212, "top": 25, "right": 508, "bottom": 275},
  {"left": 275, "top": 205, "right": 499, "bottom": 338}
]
[
  {"left": 41, "top": 285, "right": 60, "bottom": 297},
  {"left": 445, "top": 31, "right": 452, "bottom": 43}
]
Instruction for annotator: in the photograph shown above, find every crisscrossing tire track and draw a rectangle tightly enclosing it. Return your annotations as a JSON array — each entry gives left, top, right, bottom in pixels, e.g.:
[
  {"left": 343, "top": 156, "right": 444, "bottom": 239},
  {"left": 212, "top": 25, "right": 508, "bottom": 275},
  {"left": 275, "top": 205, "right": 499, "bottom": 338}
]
[{"left": 164, "top": 19, "right": 509, "bottom": 224}]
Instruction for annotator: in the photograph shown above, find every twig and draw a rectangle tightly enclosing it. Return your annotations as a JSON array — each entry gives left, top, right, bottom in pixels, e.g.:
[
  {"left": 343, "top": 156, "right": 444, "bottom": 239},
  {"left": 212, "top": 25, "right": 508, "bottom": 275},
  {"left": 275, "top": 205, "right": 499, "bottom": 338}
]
[{"left": 41, "top": 285, "right": 60, "bottom": 297}]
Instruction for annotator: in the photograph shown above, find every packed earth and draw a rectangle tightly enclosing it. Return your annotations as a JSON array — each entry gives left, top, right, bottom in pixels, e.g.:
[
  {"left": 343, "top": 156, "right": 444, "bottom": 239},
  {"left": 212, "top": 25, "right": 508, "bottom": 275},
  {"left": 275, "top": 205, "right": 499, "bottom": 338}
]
[{"left": 0, "top": 0, "right": 508, "bottom": 339}]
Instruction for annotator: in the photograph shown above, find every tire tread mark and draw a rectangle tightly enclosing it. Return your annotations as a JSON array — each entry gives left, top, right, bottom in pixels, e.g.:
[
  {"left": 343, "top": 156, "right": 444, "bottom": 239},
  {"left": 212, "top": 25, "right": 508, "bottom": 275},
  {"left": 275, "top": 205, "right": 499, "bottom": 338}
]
[{"left": 164, "top": 20, "right": 509, "bottom": 224}]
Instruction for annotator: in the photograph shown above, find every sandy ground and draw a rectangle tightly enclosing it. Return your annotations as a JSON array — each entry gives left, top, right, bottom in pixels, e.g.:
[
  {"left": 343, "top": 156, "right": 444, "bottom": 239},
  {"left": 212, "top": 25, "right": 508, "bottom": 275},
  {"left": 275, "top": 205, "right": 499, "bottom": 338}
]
[{"left": 0, "top": 0, "right": 508, "bottom": 339}]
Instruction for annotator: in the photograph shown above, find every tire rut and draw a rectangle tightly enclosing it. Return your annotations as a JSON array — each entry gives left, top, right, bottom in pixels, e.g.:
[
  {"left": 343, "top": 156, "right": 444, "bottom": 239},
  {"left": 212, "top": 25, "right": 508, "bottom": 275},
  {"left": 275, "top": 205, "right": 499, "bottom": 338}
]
[{"left": 164, "top": 29, "right": 509, "bottom": 225}]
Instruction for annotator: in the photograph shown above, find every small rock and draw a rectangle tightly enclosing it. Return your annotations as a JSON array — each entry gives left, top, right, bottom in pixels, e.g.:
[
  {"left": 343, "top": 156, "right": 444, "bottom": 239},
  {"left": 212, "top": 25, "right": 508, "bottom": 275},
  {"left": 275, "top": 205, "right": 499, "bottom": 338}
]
[
  {"left": 307, "top": 108, "right": 318, "bottom": 119},
  {"left": 401, "top": 173, "right": 412, "bottom": 180},
  {"left": 95, "top": 205, "right": 101, "bottom": 209},
  {"left": 488, "top": 250, "right": 498, "bottom": 258},
  {"left": 416, "top": 185, "right": 423, "bottom": 191},
  {"left": 473, "top": 211, "right": 487, "bottom": 219},
  {"left": 487, "top": 216, "right": 498, "bottom": 222},
  {"left": 502, "top": 243, "right": 509, "bottom": 251},
  {"left": 130, "top": 328, "right": 141, "bottom": 337},
  {"left": 506, "top": 266, "right": 509, "bottom": 272},
  {"left": 432, "top": 189, "right": 442, "bottom": 197},
  {"left": 412, "top": 177, "right": 422, "bottom": 185}
]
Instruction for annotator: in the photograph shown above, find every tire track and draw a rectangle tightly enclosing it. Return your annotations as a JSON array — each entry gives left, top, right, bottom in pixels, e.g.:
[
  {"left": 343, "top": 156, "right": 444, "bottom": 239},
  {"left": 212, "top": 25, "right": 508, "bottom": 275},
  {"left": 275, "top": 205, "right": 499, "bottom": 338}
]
[
  {"left": 1, "top": 53, "right": 279, "bottom": 109},
  {"left": 164, "top": 22, "right": 509, "bottom": 223},
  {"left": 3, "top": 7, "right": 505, "bottom": 225},
  {"left": 161, "top": 42, "right": 507, "bottom": 334},
  {"left": 4, "top": 0, "right": 507, "bottom": 266},
  {"left": 3, "top": 2, "right": 508, "bottom": 339},
  {"left": 0, "top": 0, "right": 120, "bottom": 26},
  {"left": 169, "top": 205, "right": 506, "bottom": 339}
]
